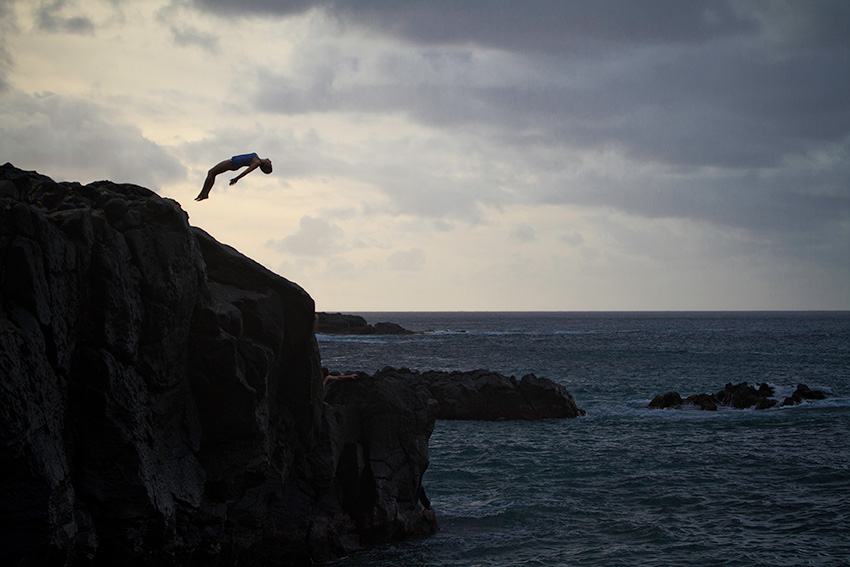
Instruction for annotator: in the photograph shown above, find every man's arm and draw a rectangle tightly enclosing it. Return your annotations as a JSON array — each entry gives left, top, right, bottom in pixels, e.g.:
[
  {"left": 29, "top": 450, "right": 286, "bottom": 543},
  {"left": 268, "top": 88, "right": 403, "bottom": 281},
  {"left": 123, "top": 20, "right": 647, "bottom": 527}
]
[{"left": 230, "top": 158, "right": 261, "bottom": 185}]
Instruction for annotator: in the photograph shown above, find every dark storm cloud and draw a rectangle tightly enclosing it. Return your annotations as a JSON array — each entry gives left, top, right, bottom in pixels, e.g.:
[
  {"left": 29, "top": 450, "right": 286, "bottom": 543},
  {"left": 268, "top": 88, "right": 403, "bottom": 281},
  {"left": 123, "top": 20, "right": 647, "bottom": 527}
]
[
  {"left": 194, "top": 0, "right": 753, "bottom": 51},
  {"left": 327, "top": 0, "right": 755, "bottom": 53},
  {"left": 217, "top": 0, "right": 850, "bottom": 243},
  {"left": 194, "top": 0, "right": 850, "bottom": 52},
  {"left": 253, "top": 37, "right": 850, "bottom": 169},
  {"left": 230, "top": 0, "right": 849, "bottom": 170},
  {"left": 559, "top": 46, "right": 850, "bottom": 168},
  {"left": 202, "top": 0, "right": 850, "bottom": 171}
]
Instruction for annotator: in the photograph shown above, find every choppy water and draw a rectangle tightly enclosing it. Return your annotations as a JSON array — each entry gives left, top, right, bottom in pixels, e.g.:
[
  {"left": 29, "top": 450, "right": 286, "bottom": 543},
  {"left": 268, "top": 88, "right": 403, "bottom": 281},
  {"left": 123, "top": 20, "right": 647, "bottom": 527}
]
[{"left": 319, "top": 312, "right": 850, "bottom": 566}]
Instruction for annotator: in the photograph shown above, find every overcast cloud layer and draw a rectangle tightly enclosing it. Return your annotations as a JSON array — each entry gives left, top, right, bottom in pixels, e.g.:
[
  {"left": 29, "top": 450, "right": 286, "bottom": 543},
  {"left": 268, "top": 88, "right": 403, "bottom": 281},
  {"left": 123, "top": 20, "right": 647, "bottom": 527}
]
[{"left": 1, "top": 0, "right": 848, "bottom": 310}]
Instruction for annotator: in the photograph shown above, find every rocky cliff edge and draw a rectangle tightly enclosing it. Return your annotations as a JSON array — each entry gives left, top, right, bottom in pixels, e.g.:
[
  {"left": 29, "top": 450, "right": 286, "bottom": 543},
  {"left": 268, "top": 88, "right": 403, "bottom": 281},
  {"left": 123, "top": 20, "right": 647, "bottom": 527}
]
[{"left": 0, "top": 164, "right": 436, "bottom": 565}]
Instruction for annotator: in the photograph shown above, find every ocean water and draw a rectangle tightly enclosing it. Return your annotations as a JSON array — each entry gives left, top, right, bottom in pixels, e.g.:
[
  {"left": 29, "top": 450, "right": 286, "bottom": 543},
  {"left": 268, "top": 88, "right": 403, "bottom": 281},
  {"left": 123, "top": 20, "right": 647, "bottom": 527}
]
[{"left": 318, "top": 312, "right": 850, "bottom": 567}]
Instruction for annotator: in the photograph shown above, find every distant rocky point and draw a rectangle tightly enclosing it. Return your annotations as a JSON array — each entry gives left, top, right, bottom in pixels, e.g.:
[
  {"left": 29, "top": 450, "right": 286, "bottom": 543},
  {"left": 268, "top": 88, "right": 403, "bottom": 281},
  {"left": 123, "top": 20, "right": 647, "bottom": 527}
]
[
  {"left": 316, "top": 311, "right": 416, "bottom": 335},
  {"left": 328, "top": 367, "right": 585, "bottom": 421},
  {"left": 649, "top": 382, "right": 828, "bottom": 411}
]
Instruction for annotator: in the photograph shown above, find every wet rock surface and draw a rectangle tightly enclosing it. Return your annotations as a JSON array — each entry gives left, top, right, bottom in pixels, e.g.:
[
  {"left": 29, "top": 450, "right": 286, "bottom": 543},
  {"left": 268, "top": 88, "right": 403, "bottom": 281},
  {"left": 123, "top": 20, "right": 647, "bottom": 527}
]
[{"left": 649, "top": 382, "right": 828, "bottom": 411}]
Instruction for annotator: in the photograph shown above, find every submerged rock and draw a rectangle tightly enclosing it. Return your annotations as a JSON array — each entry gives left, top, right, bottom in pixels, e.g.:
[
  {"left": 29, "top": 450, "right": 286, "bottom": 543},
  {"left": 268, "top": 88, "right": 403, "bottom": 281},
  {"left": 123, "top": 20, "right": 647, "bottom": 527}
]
[
  {"left": 648, "top": 381, "right": 828, "bottom": 411},
  {"left": 780, "top": 383, "right": 827, "bottom": 407},
  {"left": 715, "top": 382, "right": 777, "bottom": 409},
  {"left": 0, "top": 164, "right": 434, "bottom": 565},
  {"left": 649, "top": 391, "right": 683, "bottom": 409}
]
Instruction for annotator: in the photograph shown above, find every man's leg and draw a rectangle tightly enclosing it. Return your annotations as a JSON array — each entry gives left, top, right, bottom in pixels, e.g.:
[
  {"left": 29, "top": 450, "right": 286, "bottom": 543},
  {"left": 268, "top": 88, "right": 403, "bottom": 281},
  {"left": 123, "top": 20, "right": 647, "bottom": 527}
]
[{"left": 195, "top": 159, "right": 233, "bottom": 201}]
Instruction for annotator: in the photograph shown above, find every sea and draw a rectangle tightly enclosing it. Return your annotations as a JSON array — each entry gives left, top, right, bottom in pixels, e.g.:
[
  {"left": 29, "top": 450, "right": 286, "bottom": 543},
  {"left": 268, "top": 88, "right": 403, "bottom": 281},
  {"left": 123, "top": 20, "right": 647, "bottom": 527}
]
[{"left": 317, "top": 312, "right": 850, "bottom": 567}]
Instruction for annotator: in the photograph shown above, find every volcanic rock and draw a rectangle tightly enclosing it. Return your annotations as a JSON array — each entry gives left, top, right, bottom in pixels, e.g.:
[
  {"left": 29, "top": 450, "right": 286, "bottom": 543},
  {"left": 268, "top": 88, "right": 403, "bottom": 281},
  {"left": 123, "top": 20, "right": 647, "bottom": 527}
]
[
  {"left": 780, "top": 383, "right": 828, "bottom": 407},
  {"left": 0, "top": 164, "right": 435, "bottom": 565},
  {"left": 648, "top": 391, "right": 683, "bottom": 409},
  {"left": 648, "top": 381, "right": 828, "bottom": 411},
  {"left": 715, "top": 382, "right": 777, "bottom": 409},
  {"left": 684, "top": 393, "right": 719, "bottom": 411},
  {"left": 366, "top": 367, "right": 585, "bottom": 420}
]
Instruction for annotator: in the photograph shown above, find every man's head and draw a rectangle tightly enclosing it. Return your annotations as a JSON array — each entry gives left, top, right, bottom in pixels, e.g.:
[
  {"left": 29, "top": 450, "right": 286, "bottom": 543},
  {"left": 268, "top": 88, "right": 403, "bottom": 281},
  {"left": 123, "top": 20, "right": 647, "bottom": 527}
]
[{"left": 260, "top": 159, "right": 273, "bottom": 174}]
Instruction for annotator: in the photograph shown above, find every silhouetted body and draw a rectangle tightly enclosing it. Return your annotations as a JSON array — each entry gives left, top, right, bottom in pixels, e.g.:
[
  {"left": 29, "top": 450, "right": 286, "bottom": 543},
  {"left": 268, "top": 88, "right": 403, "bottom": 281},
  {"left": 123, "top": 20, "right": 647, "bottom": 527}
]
[{"left": 195, "top": 153, "right": 272, "bottom": 201}]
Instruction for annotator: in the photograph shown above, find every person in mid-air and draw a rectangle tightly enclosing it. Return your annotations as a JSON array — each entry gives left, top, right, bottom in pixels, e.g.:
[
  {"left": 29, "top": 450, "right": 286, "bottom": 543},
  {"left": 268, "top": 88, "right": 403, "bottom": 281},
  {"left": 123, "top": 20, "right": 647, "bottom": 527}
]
[{"left": 195, "top": 153, "right": 272, "bottom": 201}]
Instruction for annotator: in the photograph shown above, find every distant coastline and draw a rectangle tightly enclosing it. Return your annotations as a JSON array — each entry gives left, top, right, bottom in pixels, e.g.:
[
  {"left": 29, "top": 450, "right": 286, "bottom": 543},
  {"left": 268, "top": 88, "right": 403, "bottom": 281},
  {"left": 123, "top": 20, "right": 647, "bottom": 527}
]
[{"left": 315, "top": 312, "right": 417, "bottom": 335}]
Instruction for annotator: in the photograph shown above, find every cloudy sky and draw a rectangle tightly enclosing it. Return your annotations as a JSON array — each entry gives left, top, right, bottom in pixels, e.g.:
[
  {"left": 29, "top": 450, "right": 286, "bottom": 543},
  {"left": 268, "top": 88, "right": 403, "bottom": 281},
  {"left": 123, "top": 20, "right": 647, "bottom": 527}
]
[{"left": 2, "top": 0, "right": 848, "bottom": 310}]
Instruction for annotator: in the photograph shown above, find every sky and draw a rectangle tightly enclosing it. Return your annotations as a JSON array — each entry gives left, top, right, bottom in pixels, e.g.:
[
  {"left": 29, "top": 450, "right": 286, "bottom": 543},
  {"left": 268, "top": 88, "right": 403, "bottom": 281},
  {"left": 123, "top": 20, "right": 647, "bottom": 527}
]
[{"left": 1, "top": 0, "right": 848, "bottom": 311}]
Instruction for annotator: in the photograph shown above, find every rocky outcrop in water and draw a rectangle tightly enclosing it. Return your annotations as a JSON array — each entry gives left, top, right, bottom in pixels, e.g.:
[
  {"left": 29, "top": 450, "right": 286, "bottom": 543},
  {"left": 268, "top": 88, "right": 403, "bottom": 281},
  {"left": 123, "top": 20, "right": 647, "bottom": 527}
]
[
  {"left": 363, "top": 367, "right": 585, "bottom": 420},
  {"left": 0, "top": 164, "right": 435, "bottom": 565},
  {"left": 648, "top": 382, "right": 828, "bottom": 411},
  {"left": 321, "top": 374, "right": 437, "bottom": 551},
  {"left": 316, "top": 312, "right": 415, "bottom": 335}
]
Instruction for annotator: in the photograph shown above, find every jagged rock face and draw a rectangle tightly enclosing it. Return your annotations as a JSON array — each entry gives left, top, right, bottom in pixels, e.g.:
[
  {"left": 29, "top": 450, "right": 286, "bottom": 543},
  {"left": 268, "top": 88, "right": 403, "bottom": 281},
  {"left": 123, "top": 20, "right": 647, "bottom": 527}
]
[
  {"left": 1, "top": 165, "right": 211, "bottom": 564},
  {"left": 0, "top": 164, "right": 435, "bottom": 565},
  {"left": 319, "top": 376, "right": 438, "bottom": 557}
]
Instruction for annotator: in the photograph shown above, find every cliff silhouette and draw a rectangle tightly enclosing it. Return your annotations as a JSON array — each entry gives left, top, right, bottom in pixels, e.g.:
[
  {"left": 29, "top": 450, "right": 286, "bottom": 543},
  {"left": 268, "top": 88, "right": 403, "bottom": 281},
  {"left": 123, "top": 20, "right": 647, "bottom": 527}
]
[
  {"left": 0, "top": 164, "right": 437, "bottom": 564},
  {"left": 0, "top": 163, "right": 584, "bottom": 565}
]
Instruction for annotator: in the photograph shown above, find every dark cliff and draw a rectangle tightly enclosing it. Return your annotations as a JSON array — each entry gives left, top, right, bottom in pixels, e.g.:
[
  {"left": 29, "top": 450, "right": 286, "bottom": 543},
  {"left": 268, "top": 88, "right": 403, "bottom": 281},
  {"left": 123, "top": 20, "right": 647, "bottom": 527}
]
[{"left": 0, "top": 164, "right": 436, "bottom": 565}]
